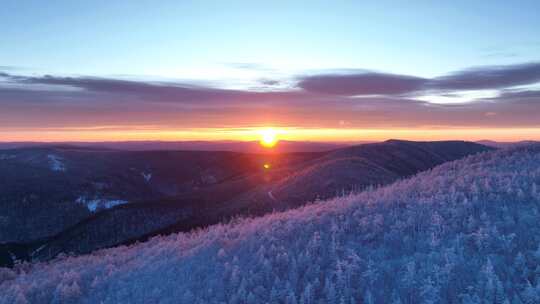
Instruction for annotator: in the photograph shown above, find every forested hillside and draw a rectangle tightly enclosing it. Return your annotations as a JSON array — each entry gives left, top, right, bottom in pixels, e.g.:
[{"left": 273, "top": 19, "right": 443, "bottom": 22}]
[
  {"left": 1, "top": 145, "right": 539, "bottom": 303},
  {"left": 270, "top": 140, "right": 490, "bottom": 205},
  {"left": 1, "top": 140, "right": 489, "bottom": 266}
]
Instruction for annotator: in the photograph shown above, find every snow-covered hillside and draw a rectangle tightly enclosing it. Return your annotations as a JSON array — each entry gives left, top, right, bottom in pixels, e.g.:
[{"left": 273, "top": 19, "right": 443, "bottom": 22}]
[{"left": 1, "top": 145, "right": 540, "bottom": 304}]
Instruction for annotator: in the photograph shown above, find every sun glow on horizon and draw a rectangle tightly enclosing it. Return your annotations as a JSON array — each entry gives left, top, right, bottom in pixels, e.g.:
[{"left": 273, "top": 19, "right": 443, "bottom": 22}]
[
  {"left": 1, "top": 126, "right": 540, "bottom": 143},
  {"left": 259, "top": 128, "right": 279, "bottom": 148}
]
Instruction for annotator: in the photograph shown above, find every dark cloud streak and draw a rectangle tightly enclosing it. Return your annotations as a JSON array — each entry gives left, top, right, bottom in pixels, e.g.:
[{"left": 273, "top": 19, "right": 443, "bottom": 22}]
[
  {"left": 298, "top": 62, "right": 540, "bottom": 96},
  {"left": 430, "top": 62, "right": 540, "bottom": 90},
  {"left": 298, "top": 73, "right": 428, "bottom": 96}
]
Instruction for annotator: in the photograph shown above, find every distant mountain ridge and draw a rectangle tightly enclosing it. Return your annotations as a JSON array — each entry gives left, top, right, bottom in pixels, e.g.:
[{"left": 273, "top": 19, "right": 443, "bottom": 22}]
[
  {"left": 476, "top": 139, "right": 539, "bottom": 148},
  {"left": 0, "top": 140, "right": 352, "bottom": 153},
  {"left": 269, "top": 140, "right": 492, "bottom": 205}
]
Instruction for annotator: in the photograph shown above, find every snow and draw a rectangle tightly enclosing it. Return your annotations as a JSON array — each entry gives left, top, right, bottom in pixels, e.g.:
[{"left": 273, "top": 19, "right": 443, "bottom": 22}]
[
  {"left": 141, "top": 172, "right": 152, "bottom": 182},
  {"left": 201, "top": 173, "right": 217, "bottom": 184},
  {"left": 75, "top": 197, "right": 128, "bottom": 212},
  {"left": 103, "top": 200, "right": 127, "bottom": 209},
  {"left": 2, "top": 145, "right": 540, "bottom": 303},
  {"left": 31, "top": 245, "right": 47, "bottom": 258},
  {"left": 267, "top": 190, "right": 277, "bottom": 202},
  {"left": 47, "top": 154, "right": 65, "bottom": 171}
]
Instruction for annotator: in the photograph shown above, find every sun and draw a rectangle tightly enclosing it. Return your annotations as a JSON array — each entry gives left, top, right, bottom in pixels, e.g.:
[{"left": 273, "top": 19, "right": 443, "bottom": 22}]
[{"left": 259, "top": 128, "right": 278, "bottom": 148}]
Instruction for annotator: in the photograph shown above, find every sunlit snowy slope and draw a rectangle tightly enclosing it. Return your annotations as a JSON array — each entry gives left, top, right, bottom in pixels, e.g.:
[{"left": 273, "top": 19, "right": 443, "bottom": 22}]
[{"left": 1, "top": 145, "right": 540, "bottom": 304}]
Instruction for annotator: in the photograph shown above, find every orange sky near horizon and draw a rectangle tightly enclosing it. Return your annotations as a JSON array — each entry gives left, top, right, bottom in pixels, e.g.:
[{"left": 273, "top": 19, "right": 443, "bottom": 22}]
[{"left": 1, "top": 127, "right": 540, "bottom": 143}]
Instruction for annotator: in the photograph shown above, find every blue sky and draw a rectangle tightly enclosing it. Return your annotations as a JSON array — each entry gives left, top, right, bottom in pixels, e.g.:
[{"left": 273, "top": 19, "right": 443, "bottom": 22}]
[
  {"left": 2, "top": 1, "right": 539, "bottom": 79},
  {"left": 1, "top": 1, "right": 540, "bottom": 141}
]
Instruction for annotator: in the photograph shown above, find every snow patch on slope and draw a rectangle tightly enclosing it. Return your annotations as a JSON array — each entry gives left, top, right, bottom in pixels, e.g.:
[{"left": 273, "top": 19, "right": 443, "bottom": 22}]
[
  {"left": 47, "top": 154, "right": 65, "bottom": 171},
  {"left": 141, "top": 172, "right": 152, "bottom": 182},
  {"left": 31, "top": 245, "right": 47, "bottom": 258},
  {"left": 75, "top": 196, "right": 128, "bottom": 212}
]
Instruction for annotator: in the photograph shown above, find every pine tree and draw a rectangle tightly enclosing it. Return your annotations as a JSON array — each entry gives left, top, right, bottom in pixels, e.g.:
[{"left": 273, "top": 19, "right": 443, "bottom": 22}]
[
  {"left": 460, "top": 293, "right": 481, "bottom": 304},
  {"left": 269, "top": 284, "right": 281, "bottom": 304},
  {"left": 520, "top": 281, "right": 539, "bottom": 304},
  {"left": 286, "top": 290, "right": 298, "bottom": 304},
  {"left": 514, "top": 253, "right": 530, "bottom": 288},
  {"left": 420, "top": 276, "right": 440, "bottom": 304},
  {"left": 247, "top": 292, "right": 257, "bottom": 303},
  {"left": 494, "top": 277, "right": 508, "bottom": 304},
  {"left": 363, "top": 290, "right": 374, "bottom": 304},
  {"left": 325, "top": 279, "right": 338, "bottom": 304},
  {"left": 362, "top": 259, "right": 379, "bottom": 287},
  {"left": 391, "top": 290, "right": 403, "bottom": 304},
  {"left": 300, "top": 283, "right": 313, "bottom": 304}
]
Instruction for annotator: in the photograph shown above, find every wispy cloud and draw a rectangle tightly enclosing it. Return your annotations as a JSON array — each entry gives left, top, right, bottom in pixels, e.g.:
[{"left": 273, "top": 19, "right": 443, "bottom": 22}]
[
  {"left": 1, "top": 62, "right": 540, "bottom": 132},
  {"left": 224, "top": 62, "right": 273, "bottom": 72},
  {"left": 0, "top": 73, "right": 293, "bottom": 105},
  {"left": 258, "top": 78, "right": 281, "bottom": 86}
]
